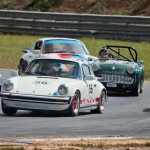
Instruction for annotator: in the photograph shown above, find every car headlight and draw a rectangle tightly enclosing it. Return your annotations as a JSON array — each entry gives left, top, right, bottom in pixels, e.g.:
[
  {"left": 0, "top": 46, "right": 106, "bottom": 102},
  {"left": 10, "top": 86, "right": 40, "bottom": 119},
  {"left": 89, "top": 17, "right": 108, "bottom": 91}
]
[
  {"left": 127, "top": 66, "right": 135, "bottom": 75},
  {"left": 58, "top": 84, "right": 68, "bottom": 95},
  {"left": 3, "top": 80, "right": 14, "bottom": 91}
]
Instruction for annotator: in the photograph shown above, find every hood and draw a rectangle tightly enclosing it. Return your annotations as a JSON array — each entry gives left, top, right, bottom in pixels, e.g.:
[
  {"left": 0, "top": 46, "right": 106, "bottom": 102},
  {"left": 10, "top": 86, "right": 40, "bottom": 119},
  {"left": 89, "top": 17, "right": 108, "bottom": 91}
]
[
  {"left": 12, "top": 76, "right": 76, "bottom": 96},
  {"left": 97, "top": 60, "right": 137, "bottom": 75}
]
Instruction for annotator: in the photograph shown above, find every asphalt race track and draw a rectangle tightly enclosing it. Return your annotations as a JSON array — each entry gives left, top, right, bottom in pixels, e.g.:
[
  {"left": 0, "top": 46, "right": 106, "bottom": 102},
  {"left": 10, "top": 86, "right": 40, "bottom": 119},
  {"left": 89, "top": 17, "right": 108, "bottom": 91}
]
[{"left": 0, "top": 69, "right": 150, "bottom": 138}]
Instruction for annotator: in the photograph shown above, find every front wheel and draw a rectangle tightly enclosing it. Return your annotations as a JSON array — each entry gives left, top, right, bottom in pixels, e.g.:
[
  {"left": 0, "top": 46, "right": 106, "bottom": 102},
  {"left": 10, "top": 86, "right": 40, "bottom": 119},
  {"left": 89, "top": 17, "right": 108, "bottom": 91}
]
[
  {"left": 91, "top": 90, "right": 105, "bottom": 114},
  {"left": 140, "top": 79, "right": 144, "bottom": 93},
  {"left": 131, "top": 81, "right": 141, "bottom": 96},
  {"left": 69, "top": 91, "right": 80, "bottom": 117},
  {"left": 1, "top": 100, "right": 17, "bottom": 116}
]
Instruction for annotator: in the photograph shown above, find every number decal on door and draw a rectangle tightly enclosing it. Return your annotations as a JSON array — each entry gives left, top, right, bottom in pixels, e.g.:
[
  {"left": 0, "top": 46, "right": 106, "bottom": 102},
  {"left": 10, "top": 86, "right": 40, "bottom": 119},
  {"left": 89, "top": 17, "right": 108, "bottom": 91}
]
[{"left": 89, "top": 84, "right": 93, "bottom": 94}]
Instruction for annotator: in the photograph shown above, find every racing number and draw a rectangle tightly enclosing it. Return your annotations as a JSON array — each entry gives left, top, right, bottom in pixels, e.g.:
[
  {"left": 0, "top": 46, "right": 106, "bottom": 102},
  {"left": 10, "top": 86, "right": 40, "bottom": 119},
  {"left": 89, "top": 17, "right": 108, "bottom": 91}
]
[{"left": 89, "top": 84, "right": 93, "bottom": 94}]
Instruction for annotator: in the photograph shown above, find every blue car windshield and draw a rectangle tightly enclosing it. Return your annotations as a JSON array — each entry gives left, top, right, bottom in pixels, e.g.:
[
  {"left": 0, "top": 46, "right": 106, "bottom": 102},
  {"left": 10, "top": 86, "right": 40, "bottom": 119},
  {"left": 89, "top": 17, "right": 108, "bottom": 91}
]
[
  {"left": 25, "top": 59, "right": 82, "bottom": 79},
  {"left": 42, "top": 39, "right": 88, "bottom": 55}
]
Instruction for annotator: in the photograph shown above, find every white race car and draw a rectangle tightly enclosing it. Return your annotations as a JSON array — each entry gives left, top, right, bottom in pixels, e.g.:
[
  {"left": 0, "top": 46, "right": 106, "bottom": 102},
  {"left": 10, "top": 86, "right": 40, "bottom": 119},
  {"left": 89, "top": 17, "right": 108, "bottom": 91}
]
[
  {"left": 18, "top": 38, "right": 97, "bottom": 75},
  {"left": 1, "top": 54, "right": 107, "bottom": 116}
]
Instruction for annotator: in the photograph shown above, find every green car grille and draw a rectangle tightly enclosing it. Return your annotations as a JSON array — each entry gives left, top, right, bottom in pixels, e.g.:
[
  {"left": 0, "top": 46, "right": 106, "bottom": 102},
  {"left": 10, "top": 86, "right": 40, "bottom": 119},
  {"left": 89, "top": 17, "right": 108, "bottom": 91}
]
[{"left": 97, "top": 74, "right": 134, "bottom": 84}]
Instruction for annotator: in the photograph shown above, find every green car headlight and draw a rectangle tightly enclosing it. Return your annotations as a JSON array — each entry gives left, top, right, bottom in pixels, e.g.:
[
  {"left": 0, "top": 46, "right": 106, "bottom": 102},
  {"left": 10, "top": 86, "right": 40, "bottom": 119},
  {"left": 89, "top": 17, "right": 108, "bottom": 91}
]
[
  {"left": 3, "top": 80, "right": 14, "bottom": 91},
  {"left": 127, "top": 66, "right": 135, "bottom": 75},
  {"left": 58, "top": 84, "right": 68, "bottom": 95}
]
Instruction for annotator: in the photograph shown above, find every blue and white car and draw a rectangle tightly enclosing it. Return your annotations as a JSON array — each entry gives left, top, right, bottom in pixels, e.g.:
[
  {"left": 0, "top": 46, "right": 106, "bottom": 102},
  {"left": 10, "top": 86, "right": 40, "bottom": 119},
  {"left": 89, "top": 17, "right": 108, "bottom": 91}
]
[
  {"left": 1, "top": 54, "right": 107, "bottom": 116},
  {"left": 18, "top": 38, "right": 97, "bottom": 75}
]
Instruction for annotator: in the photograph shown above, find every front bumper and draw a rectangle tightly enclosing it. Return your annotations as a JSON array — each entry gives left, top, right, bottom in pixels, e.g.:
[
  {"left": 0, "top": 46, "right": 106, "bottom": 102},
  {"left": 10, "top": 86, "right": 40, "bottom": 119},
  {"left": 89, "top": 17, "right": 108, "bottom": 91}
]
[
  {"left": 100, "top": 82, "right": 136, "bottom": 92},
  {"left": 1, "top": 93, "right": 72, "bottom": 111},
  {"left": 96, "top": 74, "right": 137, "bottom": 92}
]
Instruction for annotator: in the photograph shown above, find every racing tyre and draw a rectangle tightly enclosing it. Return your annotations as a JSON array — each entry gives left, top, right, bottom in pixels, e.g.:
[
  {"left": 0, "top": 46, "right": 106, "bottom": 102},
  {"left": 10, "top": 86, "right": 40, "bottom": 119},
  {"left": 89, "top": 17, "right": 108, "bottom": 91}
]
[
  {"left": 131, "top": 81, "right": 141, "bottom": 96},
  {"left": 140, "top": 79, "right": 144, "bottom": 93},
  {"left": 1, "top": 100, "right": 17, "bottom": 116},
  {"left": 69, "top": 91, "right": 80, "bottom": 117},
  {"left": 18, "top": 60, "right": 27, "bottom": 75},
  {"left": 91, "top": 90, "right": 105, "bottom": 114}
]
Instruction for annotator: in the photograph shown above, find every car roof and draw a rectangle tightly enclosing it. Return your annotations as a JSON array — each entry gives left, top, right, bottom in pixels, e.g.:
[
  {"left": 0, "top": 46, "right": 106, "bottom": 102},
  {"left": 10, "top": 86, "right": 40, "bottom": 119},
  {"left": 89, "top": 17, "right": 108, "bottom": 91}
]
[{"left": 37, "top": 37, "right": 82, "bottom": 43}]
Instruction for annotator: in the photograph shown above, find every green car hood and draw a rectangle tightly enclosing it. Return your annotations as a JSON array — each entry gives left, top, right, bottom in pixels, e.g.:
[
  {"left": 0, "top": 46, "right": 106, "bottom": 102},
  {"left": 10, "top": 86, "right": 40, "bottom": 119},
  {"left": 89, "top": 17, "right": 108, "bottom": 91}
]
[{"left": 97, "top": 60, "right": 137, "bottom": 75}]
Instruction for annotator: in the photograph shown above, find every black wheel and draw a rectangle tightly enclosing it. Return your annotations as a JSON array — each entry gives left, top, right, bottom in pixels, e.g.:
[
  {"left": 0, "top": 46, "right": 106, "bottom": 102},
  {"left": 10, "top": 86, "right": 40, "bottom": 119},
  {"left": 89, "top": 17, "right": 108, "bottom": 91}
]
[
  {"left": 1, "top": 100, "right": 17, "bottom": 116},
  {"left": 131, "top": 81, "right": 141, "bottom": 96},
  {"left": 91, "top": 90, "right": 105, "bottom": 114},
  {"left": 18, "top": 60, "right": 27, "bottom": 75},
  {"left": 140, "top": 79, "right": 144, "bottom": 93},
  {"left": 69, "top": 91, "right": 80, "bottom": 117}
]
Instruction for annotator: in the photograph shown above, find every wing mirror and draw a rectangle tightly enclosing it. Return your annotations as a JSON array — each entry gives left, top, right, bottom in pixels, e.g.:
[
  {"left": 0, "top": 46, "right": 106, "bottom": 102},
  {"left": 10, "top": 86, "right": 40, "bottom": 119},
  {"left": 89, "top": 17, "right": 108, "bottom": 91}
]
[
  {"left": 87, "top": 57, "right": 93, "bottom": 61},
  {"left": 22, "top": 48, "right": 30, "bottom": 53},
  {"left": 91, "top": 63, "right": 100, "bottom": 72},
  {"left": 138, "top": 60, "right": 144, "bottom": 65},
  {"left": 84, "top": 75, "right": 95, "bottom": 80},
  {"left": 33, "top": 49, "right": 41, "bottom": 54}
]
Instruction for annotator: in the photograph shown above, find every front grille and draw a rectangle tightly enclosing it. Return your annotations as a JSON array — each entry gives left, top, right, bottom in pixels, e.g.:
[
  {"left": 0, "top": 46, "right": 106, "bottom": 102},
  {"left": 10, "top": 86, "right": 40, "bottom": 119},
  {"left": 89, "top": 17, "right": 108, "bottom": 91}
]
[{"left": 97, "top": 74, "right": 134, "bottom": 84}]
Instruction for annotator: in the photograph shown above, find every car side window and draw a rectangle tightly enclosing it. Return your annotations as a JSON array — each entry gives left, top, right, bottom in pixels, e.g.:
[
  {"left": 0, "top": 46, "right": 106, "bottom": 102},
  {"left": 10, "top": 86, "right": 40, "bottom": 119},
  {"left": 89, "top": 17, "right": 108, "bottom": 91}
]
[
  {"left": 34, "top": 41, "right": 43, "bottom": 50},
  {"left": 82, "top": 65, "right": 91, "bottom": 77}
]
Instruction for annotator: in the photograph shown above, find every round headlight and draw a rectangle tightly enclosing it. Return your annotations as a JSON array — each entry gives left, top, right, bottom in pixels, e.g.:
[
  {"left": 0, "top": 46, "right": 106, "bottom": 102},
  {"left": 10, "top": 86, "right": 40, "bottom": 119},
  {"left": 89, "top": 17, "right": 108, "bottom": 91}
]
[
  {"left": 127, "top": 66, "right": 135, "bottom": 75},
  {"left": 3, "top": 80, "right": 14, "bottom": 91},
  {"left": 58, "top": 84, "right": 68, "bottom": 95}
]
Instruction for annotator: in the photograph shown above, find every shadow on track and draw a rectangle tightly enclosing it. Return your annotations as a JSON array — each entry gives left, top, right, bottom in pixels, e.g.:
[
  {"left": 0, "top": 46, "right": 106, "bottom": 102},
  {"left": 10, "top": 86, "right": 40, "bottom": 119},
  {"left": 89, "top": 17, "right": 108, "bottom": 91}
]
[
  {"left": 0, "top": 110, "right": 92, "bottom": 117},
  {"left": 108, "top": 91, "right": 133, "bottom": 97},
  {"left": 143, "top": 108, "right": 150, "bottom": 112}
]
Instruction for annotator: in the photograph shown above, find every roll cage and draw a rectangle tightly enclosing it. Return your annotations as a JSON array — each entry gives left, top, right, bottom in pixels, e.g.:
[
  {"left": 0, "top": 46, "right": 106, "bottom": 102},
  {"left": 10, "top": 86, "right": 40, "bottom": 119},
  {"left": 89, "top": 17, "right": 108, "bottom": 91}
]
[{"left": 104, "top": 45, "right": 138, "bottom": 62}]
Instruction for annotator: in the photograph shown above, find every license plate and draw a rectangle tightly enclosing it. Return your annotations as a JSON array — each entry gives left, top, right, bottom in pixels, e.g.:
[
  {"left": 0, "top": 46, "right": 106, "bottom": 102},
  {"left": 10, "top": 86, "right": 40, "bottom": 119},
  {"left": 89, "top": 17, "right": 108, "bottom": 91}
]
[{"left": 107, "top": 83, "right": 117, "bottom": 87}]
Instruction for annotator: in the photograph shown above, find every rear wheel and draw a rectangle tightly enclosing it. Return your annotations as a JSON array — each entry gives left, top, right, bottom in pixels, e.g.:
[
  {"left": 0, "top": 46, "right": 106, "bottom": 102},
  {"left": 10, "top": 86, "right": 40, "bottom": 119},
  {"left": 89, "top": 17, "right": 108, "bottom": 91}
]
[
  {"left": 69, "top": 91, "right": 80, "bottom": 117},
  {"left": 1, "top": 100, "right": 17, "bottom": 116},
  {"left": 91, "top": 90, "right": 105, "bottom": 114}
]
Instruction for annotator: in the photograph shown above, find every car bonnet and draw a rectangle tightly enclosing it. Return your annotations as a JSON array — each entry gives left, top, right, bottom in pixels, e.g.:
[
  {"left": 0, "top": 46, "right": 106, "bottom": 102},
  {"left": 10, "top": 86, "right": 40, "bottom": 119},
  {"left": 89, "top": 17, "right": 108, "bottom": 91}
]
[
  {"left": 13, "top": 76, "right": 76, "bottom": 96},
  {"left": 97, "top": 60, "right": 137, "bottom": 75}
]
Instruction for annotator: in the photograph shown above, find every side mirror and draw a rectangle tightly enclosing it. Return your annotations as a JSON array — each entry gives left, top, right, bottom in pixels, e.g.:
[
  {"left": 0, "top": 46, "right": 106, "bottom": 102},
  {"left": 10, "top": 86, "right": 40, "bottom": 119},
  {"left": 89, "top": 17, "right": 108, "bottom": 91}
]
[
  {"left": 138, "top": 60, "right": 144, "bottom": 65},
  {"left": 22, "top": 48, "right": 30, "bottom": 53},
  {"left": 87, "top": 57, "right": 93, "bottom": 61},
  {"left": 33, "top": 50, "right": 41, "bottom": 54},
  {"left": 91, "top": 63, "right": 100, "bottom": 72},
  {"left": 84, "top": 75, "right": 95, "bottom": 80},
  {"left": 11, "top": 70, "right": 19, "bottom": 77}
]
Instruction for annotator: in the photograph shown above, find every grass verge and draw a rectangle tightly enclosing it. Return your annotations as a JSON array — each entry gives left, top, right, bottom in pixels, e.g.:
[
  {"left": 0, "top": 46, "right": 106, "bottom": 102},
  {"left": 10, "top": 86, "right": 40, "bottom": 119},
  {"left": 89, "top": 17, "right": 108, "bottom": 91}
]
[
  {"left": 0, "top": 138, "right": 150, "bottom": 150},
  {"left": 0, "top": 34, "right": 149, "bottom": 80}
]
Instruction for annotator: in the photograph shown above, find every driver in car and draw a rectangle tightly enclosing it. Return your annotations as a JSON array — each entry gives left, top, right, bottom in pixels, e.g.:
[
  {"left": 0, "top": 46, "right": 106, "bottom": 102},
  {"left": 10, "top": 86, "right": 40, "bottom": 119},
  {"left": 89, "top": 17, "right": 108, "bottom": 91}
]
[{"left": 99, "top": 48, "right": 114, "bottom": 59}]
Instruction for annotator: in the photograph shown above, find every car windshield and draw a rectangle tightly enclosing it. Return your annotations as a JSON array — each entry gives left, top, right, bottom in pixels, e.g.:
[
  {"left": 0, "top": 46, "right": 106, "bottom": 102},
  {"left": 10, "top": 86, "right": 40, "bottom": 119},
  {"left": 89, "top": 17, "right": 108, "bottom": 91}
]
[
  {"left": 42, "top": 39, "right": 88, "bottom": 55},
  {"left": 24, "top": 59, "right": 81, "bottom": 79}
]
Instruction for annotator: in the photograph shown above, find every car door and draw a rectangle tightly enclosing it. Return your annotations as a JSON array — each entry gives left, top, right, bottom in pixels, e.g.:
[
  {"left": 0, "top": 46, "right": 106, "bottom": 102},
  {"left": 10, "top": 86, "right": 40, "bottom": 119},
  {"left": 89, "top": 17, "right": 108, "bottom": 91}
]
[{"left": 82, "top": 64, "right": 96, "bottom": 107}]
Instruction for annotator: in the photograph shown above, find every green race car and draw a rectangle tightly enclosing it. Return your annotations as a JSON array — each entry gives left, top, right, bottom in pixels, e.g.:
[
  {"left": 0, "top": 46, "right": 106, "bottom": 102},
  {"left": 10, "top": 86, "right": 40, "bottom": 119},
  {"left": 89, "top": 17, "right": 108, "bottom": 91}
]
[{"left": 93, "top": 45, "right": 144, "bottom": 96}]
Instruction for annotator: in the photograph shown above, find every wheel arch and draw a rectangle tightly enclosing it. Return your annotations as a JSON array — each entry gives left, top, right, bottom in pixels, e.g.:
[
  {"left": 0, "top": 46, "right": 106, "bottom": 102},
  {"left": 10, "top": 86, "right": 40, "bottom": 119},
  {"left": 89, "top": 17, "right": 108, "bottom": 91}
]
[{"left": 70, "top": 89, "right": 81, "bottom": 102}]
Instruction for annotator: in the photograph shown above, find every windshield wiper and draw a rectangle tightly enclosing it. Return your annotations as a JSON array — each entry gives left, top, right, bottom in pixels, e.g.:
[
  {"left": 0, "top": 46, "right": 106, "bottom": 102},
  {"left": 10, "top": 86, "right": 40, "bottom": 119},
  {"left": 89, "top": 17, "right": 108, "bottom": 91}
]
[
  {"left": 34, "top": 71, "right": 48, "bottom": 76},
  {"left": 37, "top": 76, "right": 58, "bottom": 79}
]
